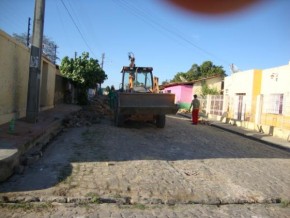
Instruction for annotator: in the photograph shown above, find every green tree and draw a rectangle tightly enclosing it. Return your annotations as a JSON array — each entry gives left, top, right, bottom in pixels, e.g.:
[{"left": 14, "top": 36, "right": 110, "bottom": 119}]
[
  {"left": 201, "top": 83, "right": 219, "bottom": 98},
  {"left": 171, "top": 61, "right": 226, "bottom": 82},
  {"left": 200, "top": 61, "right": 225, "bottom": 78},
  {"left": 171, "top": 72, "right": 188, "bottom": 83},
  {"left": 186, "top": 64, "right": 201, "bottom": 80},
  {"left": 60, "top": 52, "right": 107, "bottom": 105},
  {"left": 105, "top": 86, "right": 111, "bottom": 92}
]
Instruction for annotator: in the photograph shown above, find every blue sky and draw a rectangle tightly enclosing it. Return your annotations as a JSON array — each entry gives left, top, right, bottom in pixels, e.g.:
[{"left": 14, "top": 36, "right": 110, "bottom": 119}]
[{"left": 0, "top": 0, "right": 289, "bottom": 89}]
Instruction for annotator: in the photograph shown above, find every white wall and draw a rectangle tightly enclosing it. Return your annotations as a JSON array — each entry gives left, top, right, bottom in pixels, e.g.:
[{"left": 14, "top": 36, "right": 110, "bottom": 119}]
[
  {"left": 261, "top": 62, "right": 290, "bottom": 95},
  {"left": 224, "top": 70, "right": 255, "bottom": 96},
  {"left": 224, "top": 70, "right": 256, "bottom": 120}
]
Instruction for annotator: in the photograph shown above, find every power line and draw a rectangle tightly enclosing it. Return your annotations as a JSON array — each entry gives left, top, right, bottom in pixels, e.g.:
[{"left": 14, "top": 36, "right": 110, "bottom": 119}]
[
  {"left": 60, "top": 0, "right": 96, "bottom": 58},
  {"left": 0, "top": 0, "right": 28, "bottom": 28},
  {"left": 55, "top": 0, "right": 120, "bottom": 69},
  {"left": 114, "top": 0, "right": 231, "bottom": 66},
  {"left": 67, "top": 0, "right": 105, "bottom": 59},
  {"left": 113, "top": 0, "right": 183, "bottom": 46}
]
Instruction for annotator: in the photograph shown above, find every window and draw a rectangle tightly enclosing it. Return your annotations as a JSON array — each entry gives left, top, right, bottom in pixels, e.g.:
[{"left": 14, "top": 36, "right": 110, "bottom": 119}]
[
  {"left": 209, "top": 95, "right": 223, "bottom": 116},
  {"left": 263, "top": 94, "right": 283, "bottom": 114},
  {"left": 282, "top": 92, "right": 290, "bottom": 116}
]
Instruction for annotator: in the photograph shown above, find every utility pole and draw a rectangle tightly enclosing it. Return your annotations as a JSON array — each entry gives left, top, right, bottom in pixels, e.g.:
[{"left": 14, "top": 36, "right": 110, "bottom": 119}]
[
  {"left": 98, "top": 53, "right": 105, "bottom": 94},
  {"left": 26, "top": 0, "right": 45, "bottom": 123},
  {"left": 54, "top": 45, "right": 57, "bottom": 64},
  {"left": 101, "top": 53, "right": 105, "bottom": 69},
  {"left": 26, "top": 17, "right": 31, "bottom": 47}
]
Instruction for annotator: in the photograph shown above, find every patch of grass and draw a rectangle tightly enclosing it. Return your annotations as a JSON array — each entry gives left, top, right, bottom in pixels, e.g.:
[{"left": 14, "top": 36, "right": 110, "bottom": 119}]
[
  {"left": 85, "top": 193, "right": 101, "bottom": 204},
  {"left": 91, "top": 196, "right": 101, "bottom": 204},
  {"left": 53, "top": 187, "right": 69, "bottom": 196},
  {"left": 33, "top": 202, "right": 53, "bottom": 212},
  {"left": 0, "top": 202, "right": 52, "bottom": 211},
  {"left": 0, "top": 203, "right": 31, "bottom": 210},
  {"left": 113, "top": 193, "right": 122, "bottom": 198},
  {"left": 133, "top": 203, "right": 147, "bottom": 210},
  {"left": 281, "top": 199, "right": 290, "bottom": 208}
]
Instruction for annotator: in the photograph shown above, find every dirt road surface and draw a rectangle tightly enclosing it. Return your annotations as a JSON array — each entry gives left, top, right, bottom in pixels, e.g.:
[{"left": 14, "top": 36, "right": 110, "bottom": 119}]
[{"left": 1, "top": 114, "right": 289, "bottom": 217}]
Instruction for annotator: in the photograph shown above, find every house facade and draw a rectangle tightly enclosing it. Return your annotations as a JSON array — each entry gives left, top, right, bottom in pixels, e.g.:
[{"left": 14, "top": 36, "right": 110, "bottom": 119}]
[
  {"left": 223, "top": 69, "right": 262, "bottom": 122},
  {"left": 163, "top": 75, "right": 224, "bottom": 110},
  {"left": 163, "top": 82, "right": 193, "bottom": 109},
  {"left": 193, "top": 75, "right": 224, "bottom": 96},
  {"left": 222, "top": 62, "right": 290, "bottom": 139}
]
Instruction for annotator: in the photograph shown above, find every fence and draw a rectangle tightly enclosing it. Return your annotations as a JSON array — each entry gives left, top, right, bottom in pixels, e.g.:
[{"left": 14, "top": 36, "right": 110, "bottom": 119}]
[
  {"left": 201, "top": 95, "right": 223, "bottom": 116},
  {"left": 203, "top": 93, "right": 290, "bottom": 131}
]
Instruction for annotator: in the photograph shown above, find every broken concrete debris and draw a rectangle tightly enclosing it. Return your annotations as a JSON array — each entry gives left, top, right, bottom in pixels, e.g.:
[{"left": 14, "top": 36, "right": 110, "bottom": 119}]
[{"left": 63, "top": 96, "right": 113, "bottom": 128}]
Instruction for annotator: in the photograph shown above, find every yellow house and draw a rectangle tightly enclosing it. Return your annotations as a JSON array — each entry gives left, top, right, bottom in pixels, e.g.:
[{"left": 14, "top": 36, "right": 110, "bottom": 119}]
[
  {"left": 193, "top": 75, "right": 224, "bottom": 117},
  {"left": 0, "top": 29, "right": 59, "bottom": 125},
  {"left": 193, "top": 74, "right": 224, "bottom": 97},
  {"left": 223, "top": 62, "right": 290, "bottom": 139}
]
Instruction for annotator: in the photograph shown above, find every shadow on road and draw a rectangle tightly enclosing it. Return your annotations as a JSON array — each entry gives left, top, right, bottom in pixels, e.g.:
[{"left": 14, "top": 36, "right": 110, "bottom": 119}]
[{"left": 0, "top": 116, "right": 289, "bottom": 194}]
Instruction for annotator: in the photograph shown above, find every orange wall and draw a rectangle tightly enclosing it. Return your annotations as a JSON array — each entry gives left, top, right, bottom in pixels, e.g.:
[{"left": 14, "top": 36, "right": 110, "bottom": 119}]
[{"left": 251, "top": 70, "right": 262, "bottom": 121}]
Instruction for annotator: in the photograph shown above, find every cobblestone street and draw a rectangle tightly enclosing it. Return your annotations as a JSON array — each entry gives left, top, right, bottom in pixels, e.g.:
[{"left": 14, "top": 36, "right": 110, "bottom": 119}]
[{"left": 1, "top": 115, "right": 289, "bottom": 217}]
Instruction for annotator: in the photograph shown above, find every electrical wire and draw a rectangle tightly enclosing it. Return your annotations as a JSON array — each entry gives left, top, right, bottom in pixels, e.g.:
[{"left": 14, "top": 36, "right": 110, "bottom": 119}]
[
  {"left": 0, "top": 0, "right": 30, "bottom": 34},
  {"left": 67, "top": 0, "right": 107, "bottom": 60},
  {"left": 60, "top": 0, "right": 96, "bottom": 58},
  {"left": 114, "top": 0, "right": 232, "bottom": 66}
]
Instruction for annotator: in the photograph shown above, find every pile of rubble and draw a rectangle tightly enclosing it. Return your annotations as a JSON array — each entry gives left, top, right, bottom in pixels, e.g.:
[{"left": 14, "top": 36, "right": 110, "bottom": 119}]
[
  {"left": 199, "top": 118, "right": 211, "bottom": 125},
  {"left": 178, "top": 108, "right": 190, "bottom": 114},
  {"left": 63, "top": 95, "right": 113, "bottom": 128}
]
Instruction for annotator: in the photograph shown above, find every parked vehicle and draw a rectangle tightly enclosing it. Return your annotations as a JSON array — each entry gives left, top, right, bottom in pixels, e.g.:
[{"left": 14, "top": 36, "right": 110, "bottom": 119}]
[{"left": 113, "top": 54, "right": 178, "bottom": 128}]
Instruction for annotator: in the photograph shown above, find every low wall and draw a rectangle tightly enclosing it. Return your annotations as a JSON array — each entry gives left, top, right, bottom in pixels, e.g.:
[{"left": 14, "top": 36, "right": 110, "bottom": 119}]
[
  {"left": 0, "top": 30, "right": 60, "bottom": 125},
  {"left": 208, "top": 114, "right": 290, "bottom": 141}
]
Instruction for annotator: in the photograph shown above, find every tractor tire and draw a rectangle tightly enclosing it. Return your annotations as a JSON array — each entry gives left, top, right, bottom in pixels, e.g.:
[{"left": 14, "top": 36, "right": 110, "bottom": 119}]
[{"left": 156, "top": 114, "right": 166, "bottom": 128}]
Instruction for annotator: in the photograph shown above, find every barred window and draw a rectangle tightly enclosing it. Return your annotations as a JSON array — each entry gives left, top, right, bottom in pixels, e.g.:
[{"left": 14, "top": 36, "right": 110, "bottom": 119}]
[
  {"left": 209, "top": 95, "right": 223, "bottom": 116},
  {"left": 263, "top": 94, "right": 283, "bottom": 114},
  {"left": 283, "top": 92, "right": 290, "bottom": 116}
]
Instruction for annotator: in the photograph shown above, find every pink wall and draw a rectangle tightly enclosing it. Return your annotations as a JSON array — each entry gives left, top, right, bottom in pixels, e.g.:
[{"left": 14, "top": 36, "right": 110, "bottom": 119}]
[
  {"left": 164, "top": 85, "right": 192, "bottom": 103},
  {"left": 180, "top": 85, "right": 192, "bottom": 102}
]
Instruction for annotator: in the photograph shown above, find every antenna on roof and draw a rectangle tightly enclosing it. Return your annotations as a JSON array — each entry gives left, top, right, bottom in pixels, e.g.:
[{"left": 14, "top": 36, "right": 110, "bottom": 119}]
[{"left": 230, "top": 63, "right": 240, "bottom": 73}]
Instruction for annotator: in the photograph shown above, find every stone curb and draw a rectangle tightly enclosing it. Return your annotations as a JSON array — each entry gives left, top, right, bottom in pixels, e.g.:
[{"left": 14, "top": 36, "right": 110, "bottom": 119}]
[
  {"left": 210, "top": 123, "right": 290, "bottom": 153},
  {"left": 0, "top": 119, "right": 64, "bottom": 182},
  {"left": 0, "top": 194, "right": 284, "bottom": 206},
  {"left": 176, "top": 113, "right": 290, "bottom": 153}
]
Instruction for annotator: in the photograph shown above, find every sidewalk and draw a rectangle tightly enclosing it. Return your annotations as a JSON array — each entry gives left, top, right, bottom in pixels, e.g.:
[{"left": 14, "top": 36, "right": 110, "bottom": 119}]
[
  {"left": 0, "top": 104, "right": 81, "bottom": 182},
  {"left": 177, "top": 112, "right": 290, "bottom": 153}
]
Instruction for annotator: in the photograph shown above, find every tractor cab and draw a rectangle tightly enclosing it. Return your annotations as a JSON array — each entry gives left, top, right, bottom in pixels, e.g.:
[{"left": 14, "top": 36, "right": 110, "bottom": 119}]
[{"left": 120, "top": 66, "right": 154, "bottom": 93}]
